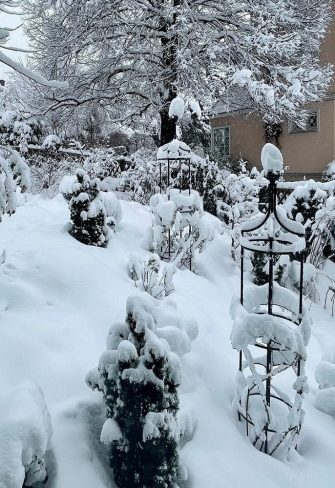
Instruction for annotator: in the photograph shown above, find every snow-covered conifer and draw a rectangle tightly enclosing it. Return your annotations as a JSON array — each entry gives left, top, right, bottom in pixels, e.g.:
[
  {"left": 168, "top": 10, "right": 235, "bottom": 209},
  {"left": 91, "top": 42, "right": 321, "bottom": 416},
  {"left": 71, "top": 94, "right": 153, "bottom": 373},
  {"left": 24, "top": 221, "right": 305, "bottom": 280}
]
[
  {"left": 0, "top": 147, "right": 31, "bottom": 220},
  {"left": 69, "top": 170, "right": 108, "bottom": 247},
  {"left": 86, "top": 294, "right": 199, "bottom": 488},
  {"left": 285, "top": 180, "right": 327, "bottom": 253}
]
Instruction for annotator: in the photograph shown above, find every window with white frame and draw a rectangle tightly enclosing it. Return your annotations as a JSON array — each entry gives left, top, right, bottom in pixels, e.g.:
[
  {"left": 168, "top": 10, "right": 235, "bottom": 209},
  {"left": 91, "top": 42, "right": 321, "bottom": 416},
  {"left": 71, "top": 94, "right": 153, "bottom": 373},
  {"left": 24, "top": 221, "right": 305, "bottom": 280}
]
[
  {"left": 212, "top": 126, "right": 230, "bottom": 158},
  {"left": 289, "top": 110, "right": 319, "bottom": 134}
]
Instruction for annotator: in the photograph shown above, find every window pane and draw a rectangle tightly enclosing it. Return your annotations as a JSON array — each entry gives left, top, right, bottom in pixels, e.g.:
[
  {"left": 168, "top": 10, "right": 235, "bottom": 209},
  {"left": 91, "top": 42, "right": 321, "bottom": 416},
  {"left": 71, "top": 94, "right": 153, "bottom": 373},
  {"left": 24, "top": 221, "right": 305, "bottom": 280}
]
[
  {"left": 213, "top": 127, "right": 230, "bottom": 157},
  {"left": 289, "top": 111, "right": 318, "bottom": 133}
]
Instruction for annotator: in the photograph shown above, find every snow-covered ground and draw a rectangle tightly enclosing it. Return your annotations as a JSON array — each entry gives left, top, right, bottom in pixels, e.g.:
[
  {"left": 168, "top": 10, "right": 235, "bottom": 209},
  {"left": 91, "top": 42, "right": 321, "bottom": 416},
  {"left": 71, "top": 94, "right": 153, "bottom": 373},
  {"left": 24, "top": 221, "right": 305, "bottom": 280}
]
[{"left": 0, "top": 194, "right": 335, "bottom": 487}]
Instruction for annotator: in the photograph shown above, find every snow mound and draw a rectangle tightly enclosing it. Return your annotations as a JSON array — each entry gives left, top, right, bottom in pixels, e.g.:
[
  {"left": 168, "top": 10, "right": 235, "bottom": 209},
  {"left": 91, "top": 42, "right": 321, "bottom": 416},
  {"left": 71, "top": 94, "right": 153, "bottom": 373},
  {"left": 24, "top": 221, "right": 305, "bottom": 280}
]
[
  {"left": 316, "top": 361, "right": 335, "bottom": 389},
  {"left": 101, "top": 191, "right": 122, "bottom": 230},
  {"left": 315, "top": 388, "right": 335, "bottom": 417},
  {"left": 0, "top": 382, "right": 52, "bottom": 488}
]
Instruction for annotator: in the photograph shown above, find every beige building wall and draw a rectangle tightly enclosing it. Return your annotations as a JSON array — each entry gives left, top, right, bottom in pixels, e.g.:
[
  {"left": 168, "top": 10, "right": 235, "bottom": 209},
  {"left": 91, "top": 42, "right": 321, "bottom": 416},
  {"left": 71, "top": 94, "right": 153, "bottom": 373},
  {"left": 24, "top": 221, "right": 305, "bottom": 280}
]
[{"left": 212, "top": 99, "right": 335, "bottom": 178}]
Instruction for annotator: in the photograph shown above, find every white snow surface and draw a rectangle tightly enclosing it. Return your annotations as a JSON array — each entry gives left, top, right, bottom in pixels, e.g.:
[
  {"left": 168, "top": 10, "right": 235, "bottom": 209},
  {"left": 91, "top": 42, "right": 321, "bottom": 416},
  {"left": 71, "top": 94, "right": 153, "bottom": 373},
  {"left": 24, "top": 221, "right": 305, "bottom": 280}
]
[
  {"left": 0, "top": 195, "right": 334, "bottom": 486},
  {"left": 0, "top": 381, "right": 52, "bottom": 488}
]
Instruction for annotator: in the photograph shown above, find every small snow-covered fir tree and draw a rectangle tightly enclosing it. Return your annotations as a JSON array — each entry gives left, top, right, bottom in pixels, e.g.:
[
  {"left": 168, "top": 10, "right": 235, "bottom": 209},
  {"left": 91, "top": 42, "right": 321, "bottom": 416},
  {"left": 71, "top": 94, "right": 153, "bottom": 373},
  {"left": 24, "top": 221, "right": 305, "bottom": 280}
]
[
  {"left": 285, "top": 180, "right": 327, "bottom": 253},
  {"left": 86, "top": 294, "right": 199, "bottom": 488},
  {"left": 69, "top": 169, "right": 108, "bottom": 247},
  {"left": 0, "top": 147, "right": 31, "bottom": 221}
]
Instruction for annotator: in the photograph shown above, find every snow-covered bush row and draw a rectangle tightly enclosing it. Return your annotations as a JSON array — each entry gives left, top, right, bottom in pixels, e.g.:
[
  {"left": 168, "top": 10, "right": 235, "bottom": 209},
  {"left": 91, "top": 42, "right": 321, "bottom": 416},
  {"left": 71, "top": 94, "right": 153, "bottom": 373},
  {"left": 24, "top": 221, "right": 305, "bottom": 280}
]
[
  {"left": 0, "top": 109, "right": 42, "bottom": 154},
  {"left": 129, "top": 253, "right": 176, "bottom": 299},
  {"left": 147, "top": 189, "right": 216, "bottom": 271},
  {"left": 0, "top": 382, "right": 52, "bottom": 488},
  {"left": 28, "top": 135, "right": 79, "bottom": 197},
  {"left": 86, "top": 293, "right": 198, "bottom": 488},
  {"left": 83, "top": 147, "right": 132, "bottom": 180},
  {"left": 114, "top": 140, "right": 226, "bottom": 212}
]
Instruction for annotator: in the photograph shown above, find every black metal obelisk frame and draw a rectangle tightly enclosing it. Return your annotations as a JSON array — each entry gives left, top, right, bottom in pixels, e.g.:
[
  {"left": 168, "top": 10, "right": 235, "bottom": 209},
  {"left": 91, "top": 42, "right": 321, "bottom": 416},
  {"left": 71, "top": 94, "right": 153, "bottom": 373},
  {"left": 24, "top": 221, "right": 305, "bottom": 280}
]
[{"left": 236, "top": 167, "right": 308, "bottom": 456}]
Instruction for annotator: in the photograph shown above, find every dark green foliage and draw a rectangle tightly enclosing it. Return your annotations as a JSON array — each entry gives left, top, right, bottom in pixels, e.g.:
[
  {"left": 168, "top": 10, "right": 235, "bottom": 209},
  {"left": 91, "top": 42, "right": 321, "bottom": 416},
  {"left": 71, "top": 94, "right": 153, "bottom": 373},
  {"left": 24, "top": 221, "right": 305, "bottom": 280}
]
[
  {"left": 110, "top": 311, "right": 179, "bottom": 488},
  {"left": 89, "top": 300, "right": 181, "bottom": 488},
  {"left": 251, "top": 252, "right": 268, "bottom": 286},
  {"left": 274, "top": 264, "right": 284, "bottom": 286},
  {"left": 0, "top": 110, "right": 42, "bottom": 153},
  {"left": 288, "top": 182, "right": 327, "bottom": 254},
  {"left": 179, "top": 115, "right": 211, "bottom": 154},
  {"left": 264, "top": 122, "right": 282, "bottom": 147},
  {"left": 69, "top": 170, "right": 108, "bottom": 247},
  {"left": 202, "top": 168, "right": 219, "bottom": 215}
]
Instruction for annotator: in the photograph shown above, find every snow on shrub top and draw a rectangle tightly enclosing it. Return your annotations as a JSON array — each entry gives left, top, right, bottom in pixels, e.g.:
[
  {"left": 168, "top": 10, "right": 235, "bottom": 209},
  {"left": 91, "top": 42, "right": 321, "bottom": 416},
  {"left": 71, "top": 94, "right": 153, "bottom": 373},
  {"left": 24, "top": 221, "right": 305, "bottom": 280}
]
[
  {"left": 125, "top": 293, "right": 198, "bottom": 358},
  {"left": 42, "top": 134, "right": 62, "bottom": 150},
  {"left": 157, "top": 139, "right": 191, "bottom": 160},
  {"left": 188, "top": 99, "right": 202, "bottom": 119},
  {"left": 169, "top": 97, "right": 185, "bottom": 121},
  {"left": 0, "top": 382, "right": 52, "bottom": 488},
  {"left": 261, "top": 143, "right": 283, "bottom": 178}
]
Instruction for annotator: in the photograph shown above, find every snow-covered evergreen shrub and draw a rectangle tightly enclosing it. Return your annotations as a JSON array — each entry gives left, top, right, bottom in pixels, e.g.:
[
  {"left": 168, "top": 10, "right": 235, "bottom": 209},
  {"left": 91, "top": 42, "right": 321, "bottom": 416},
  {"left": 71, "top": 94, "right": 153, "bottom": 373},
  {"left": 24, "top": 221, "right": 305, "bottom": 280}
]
[
  {"left": 129, "top": 253, "right": 176, "bottom": 299},
  {"left": 179, "top": 113, "right": 211, "bottom": 154},
  {"left": 0, "top": 382, "right": 52, "bottom": 488},
  {"left": 119, "top": 149, "right": 159, "bottom": 204},
  {"left": 310, "top": 196, "right": 335, "bottom": 264},
  {"left": 0, "top": 110, "right": 42, "bottom": 154},
  {"left": 285, "top": 180, "right": 327, "bottom": 252},
  {"left": 29, "top": 134, "right": 77, "bottom": 196},
  {"left": 83, "top": 147, "right": 132, "bottom": 180},
  {"left": 322, "top": 160, "right": 335, "bottom": 182},
  {"left": 217, "top": 171, "right": 264, "bottom": 259},
  {"left": 69, "top": 169, "right": 109, "bottom": 247},
  {"left": 86, "top": 293, "right": 198, "bottom": 488},
  {"left": 0, "top": 147, "right": 31, "bottom": 220},
  {"left": 148, "top": 189, "right": 216, "bottom": 271}
]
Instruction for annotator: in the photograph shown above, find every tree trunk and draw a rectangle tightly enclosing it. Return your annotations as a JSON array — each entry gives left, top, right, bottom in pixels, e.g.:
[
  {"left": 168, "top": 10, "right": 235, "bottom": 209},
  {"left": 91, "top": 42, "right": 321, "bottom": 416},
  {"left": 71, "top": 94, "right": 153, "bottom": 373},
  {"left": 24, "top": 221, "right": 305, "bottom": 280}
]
[
  {"left": 160, "top": 109, "right": 177, "bottom": 146},
  {"left": 159, "top": 0, "right": 180, "bottom": 147}
]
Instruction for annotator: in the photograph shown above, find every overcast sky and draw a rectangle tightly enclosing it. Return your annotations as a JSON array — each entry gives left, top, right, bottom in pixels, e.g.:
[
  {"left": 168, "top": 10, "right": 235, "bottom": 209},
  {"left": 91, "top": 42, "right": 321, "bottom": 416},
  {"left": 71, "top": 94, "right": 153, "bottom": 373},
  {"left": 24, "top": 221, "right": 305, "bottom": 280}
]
[{"left": 0, "top": 13, "right": 28, "bottom": 79}]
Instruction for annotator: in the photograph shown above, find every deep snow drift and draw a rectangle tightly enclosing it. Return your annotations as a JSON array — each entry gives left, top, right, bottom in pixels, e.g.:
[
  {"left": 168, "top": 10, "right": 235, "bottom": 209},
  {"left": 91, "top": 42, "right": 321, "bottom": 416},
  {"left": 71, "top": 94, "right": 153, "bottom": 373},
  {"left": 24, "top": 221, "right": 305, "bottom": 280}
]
[{"left": 0, "top": 194, "right": 335, "bottom": 487}]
